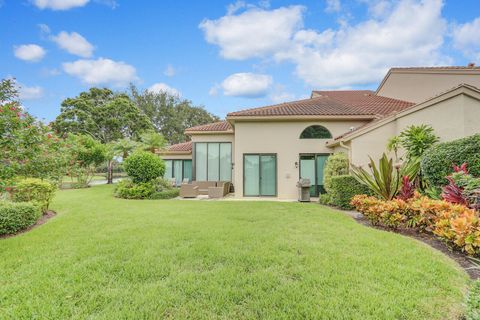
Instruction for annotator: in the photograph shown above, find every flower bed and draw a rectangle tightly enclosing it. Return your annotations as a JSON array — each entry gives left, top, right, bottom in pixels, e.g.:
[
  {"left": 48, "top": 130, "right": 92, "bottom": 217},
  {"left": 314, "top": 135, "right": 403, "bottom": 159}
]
[{"left": 351, "top": 193, "right": 480, "bottom": 255}]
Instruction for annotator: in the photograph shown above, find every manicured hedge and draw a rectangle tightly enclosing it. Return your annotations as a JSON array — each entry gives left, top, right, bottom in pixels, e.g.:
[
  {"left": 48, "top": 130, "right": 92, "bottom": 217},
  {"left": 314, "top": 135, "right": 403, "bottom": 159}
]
[
  {"left": 323, "top": 153, "right": 349, "bottom": 193},
  {"left": 467, "top": 280, "right": 480, "bottom": 320},
  {"left": 0, "top": 201, "right": 41, "bottom": 235},
  {"left": 421, "top": 134, "right": 480, "bottom": 187},
  {"left": 12, "top": 178, "right": 56, "bottom": 213},
  {"left": 124, "top": 151, "right": 165, "bottom": 183},
  {"left": 322, "top": 175, "right": 370, "bottom": 210},
  {"left": 114, "top": 178, "right": 178, "bottom": 200}
]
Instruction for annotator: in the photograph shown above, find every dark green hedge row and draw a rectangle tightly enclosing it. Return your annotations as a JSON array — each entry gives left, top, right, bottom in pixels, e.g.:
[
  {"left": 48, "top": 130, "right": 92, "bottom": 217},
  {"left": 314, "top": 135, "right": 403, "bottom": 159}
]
[
  {"left": 0, "top": 201, "right": 41, "bottom": 235},
  {"left": 320, "top": 175, "right": 370, "bottom": 210},
  {"left": 421, "top": 134, "right": 480, "bottom": 187},
  {"left": 114, "top": 179, "right": 179, "bottom": 200}
]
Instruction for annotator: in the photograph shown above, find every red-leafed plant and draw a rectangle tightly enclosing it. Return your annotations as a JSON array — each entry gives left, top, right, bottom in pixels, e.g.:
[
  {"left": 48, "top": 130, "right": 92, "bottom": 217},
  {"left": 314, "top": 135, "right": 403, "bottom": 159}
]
[
  {"left": 442, "top": 176, "right": 468, "bottom": 205},
  {"left": 397, "top": 176, "right": 415, "bottom": 201},
  {"left": 453, "top": 162, "right": 468, "bottom": 174}
]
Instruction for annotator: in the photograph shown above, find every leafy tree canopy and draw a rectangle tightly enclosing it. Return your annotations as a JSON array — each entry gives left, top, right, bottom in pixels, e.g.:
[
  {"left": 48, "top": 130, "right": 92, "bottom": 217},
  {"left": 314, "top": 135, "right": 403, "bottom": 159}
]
[
  {"left": 52, "top": 87, "right": 153, "bottom": 144},
  {"left": 129, "top": 85, "right": 219, "bottom": 144}
]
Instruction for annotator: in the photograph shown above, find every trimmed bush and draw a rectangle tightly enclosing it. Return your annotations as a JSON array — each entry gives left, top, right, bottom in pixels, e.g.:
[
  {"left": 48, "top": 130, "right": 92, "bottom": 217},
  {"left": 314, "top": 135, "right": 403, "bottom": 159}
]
[
  {"left": 323, "top": 152, "right": 349, "bottom": 192},
  {"left": 124, "top": 151, "right": 165, "bottom": 183},
  {"left": 328, "top": 175, "right": 371, "bottom": 209},
  {"left": 0, "top": 201, "right": 41, "bottom": 235},
  {"left": 11, "top": 178, "right": 56, "bottom": 213},
  {"left": 114, "top": 178, "right": 177, "bottom": 200},
  {"left": 421, "top": 134, "right": 480, "bottom": 187},
  {"left": 150, "top": 188, "right": 180, "bottom": 199},
  {"left": 467, "top": 280, "right": 480, "bottom": 320},
  {"left": 114, "top": 180, "right": 156, "bottom": 199}
]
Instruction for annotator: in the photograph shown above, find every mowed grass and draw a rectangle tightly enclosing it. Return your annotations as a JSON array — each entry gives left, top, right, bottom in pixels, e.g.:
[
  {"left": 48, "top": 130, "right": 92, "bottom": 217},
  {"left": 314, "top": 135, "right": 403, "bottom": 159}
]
[{"left": 0, "top": 185, "right": 469, "bottom": 319}]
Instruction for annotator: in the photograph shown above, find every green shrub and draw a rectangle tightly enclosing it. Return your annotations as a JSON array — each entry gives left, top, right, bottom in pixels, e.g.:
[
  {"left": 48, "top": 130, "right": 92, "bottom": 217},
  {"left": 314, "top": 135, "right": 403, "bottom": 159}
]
[
  {"left": 114, "top": 180, "right": 156, "bottom": 199},
  {"left": 0, "top": 201, "right": 41, "bottom": 235},
  {"left": 328, "top": 175, "right": 371, "bottom": 209},
  {"left": 318, "top": 193, "right": 334, "bottom": 206},
  {"left": 114, "top": 178, "right": 176, "bottom": 200},
  {"left": 466, "top": 280, "right": 480, "bottom": 320},
  {"left": 124, "top": 151, "right": 165, "bottom": 183},
  {"left": 150, "top": 188, "right": 180, "bottom": 199},
  {"left": 421, "top": 134, "right": 480, "bottom": 187},
  {"left": 11, "top": 178, "right": 56, "bottom": 213},
  {"left": 323, "top": 152, "right": 349, "bottom": 192}
]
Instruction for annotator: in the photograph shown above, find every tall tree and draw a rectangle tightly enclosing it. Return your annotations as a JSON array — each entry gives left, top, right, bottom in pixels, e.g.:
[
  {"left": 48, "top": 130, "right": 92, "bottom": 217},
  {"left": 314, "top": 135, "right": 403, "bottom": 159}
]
[
  {"left": 129, "top": 85, "right": 219, "bottom": 144},
  {"left": 52, "top": 88, "right": 153, "bottom": 183}
]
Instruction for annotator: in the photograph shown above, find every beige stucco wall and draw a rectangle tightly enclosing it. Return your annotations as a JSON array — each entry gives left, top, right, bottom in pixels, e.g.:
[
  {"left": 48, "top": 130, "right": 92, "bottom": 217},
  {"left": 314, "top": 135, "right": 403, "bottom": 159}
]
[
  {"left": 377, "top": 71, "right": 480, "bottom": 103},
  {"left": 233, "top": 120, "right": 369, "bottom": 199},
  {"left": 349, "top": 93, "right": 480, "bottom": 166}
]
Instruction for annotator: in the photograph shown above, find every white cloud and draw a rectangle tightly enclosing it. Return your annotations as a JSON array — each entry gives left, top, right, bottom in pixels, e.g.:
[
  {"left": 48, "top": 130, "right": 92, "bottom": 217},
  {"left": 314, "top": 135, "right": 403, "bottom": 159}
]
[
  {"left": 51, "top": 31, "right": 94, "bottom": 57},
  {"left": 32, "top": 0, "right": 89, "bottom": 10},
  {"left": 325, "top": 0, "right": 341, "bottom": 13},
  {"left": 164, "top": 64, "right": 176, "bottom": 77},
  {"left": 13, "top": 44, "right": 46, "bottom": 62},
  {"left": 199, "top": 5, "right": 304, "bottom": 60},
  {"left": 280, "top": 0, "right": 448, "bottom": 87},
  {"left": 220, "top": 72, "right": 272, "bottom": 98},
  {"left": 452, "top": 17, "right": 480, "bottom": 60},
  {"left": 148, "top": 83, "right": 180, "bottom": 96},
  {"left": 62, "top": 58, "right": 138, "bottom": 86},
  {"left": 202, "top": 0, "right": 450, "bottom": 88},
  {"left": 18, "top": 84, "right": 44, "bottom": 100}
]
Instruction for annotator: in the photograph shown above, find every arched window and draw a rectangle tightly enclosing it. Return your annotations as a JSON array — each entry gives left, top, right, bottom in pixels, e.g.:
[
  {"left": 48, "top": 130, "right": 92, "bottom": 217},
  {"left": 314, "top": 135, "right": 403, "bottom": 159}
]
[{"left": 300, "top": 125, "right": 332, "bottom": 139}]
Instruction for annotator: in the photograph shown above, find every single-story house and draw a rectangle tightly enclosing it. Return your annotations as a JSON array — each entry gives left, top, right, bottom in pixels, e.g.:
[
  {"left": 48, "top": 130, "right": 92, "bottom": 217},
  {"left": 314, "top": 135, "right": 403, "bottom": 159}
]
[{"left": 158, "top": 65, "right": 480, "bottom": 199}]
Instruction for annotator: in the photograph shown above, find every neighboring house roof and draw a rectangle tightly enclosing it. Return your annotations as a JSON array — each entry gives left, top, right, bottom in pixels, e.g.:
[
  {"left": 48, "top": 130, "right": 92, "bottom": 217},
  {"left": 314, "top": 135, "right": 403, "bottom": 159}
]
[
  {"left": 184, "top": 121, "right": 233, "bottom": 134},
  {"left": 227, "top": 91, "right": 414, "bottom": 118},
  {"left": 156, "top": 141, "right": 192, "bottom": 155},
  {"left": 328, "top": 83, "right": 480, "bottom": 146},
  {"left": 167, "top": 141, "right": 192, "bottom": 152}
]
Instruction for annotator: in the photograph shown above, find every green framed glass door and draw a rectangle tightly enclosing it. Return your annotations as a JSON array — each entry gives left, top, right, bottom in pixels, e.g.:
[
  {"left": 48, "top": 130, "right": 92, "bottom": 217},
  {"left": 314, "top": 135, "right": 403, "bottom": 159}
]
[
  {"left": 299, "top": 154, "right": 329, "bottom": 196},
  {"left": 243, "top": 154, "right": 277, "bottom": 196}
]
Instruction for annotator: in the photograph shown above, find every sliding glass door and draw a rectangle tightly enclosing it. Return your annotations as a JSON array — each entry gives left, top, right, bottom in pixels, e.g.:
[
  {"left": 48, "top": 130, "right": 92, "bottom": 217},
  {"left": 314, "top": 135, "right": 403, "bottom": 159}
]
[
  {"left": 163, "top": 159, "right": 192, "bottom": 185},
  {"left": 299, "top": 154, "right": 329, "bottom": 196},
  {"left": 243, "top": 154, "right": 276, "bottom": 196},
  {"left": 194, "top": 142, "right": 232, "bottom": 181}
]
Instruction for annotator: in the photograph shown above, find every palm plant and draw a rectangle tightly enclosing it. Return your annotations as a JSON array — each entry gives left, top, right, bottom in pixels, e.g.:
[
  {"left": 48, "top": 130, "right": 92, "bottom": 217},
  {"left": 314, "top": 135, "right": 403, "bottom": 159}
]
[
  {"left": 351, "top": 153, "right": 419, "bottom": 200},
  {"left": 140, "top": 130, "right": 166, "bottom": 154},
  {"left": 399, "top": 124, "right": 439, "bottom": 158},
  {"left": 113, "top": 138, "right": 139, "bottom": 159},
  {"left": 386, "top": 135, "right": 402, "bottom": 161}
]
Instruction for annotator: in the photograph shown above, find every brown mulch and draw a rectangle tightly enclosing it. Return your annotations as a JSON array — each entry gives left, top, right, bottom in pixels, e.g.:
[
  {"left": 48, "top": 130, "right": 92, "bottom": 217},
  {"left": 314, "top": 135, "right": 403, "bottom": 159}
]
[
  {"left": 354, "top": 214, "right": 480, "bottom": 280},
  {"left": 0, "top": 210, "right": 56, "bottom": 240}
]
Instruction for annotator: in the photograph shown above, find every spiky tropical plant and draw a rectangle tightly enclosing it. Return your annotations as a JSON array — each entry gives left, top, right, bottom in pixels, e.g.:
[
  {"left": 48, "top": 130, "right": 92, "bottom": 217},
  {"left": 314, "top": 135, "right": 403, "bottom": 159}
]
[
  {"left": 351, "top": 153, "right": 419, "bottom": 200},
  {"left": 139, "top": 130, "right": 166, "bottom": 153},
  {"left": 386, "top": 135, "right": 402, "bottom": 161},
  {"left": 399, "top": 124, "right": 439, "bottom": 158}
]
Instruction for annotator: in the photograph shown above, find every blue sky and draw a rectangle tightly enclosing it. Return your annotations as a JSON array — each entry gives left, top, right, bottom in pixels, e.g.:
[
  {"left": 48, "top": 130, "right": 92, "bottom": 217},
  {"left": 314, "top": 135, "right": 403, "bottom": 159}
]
[{"left": 1, "top": 0, "right": 479, "bottom": 121}]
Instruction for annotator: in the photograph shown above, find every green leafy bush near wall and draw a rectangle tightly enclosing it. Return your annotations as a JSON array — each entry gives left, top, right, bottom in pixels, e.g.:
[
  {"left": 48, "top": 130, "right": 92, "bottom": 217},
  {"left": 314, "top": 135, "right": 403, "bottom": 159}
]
[
  {"left": 0, "top": 201, "right": 41, "bottom": 235},
  {"left": 124, "top": 151, "right": 165, "bottom": 183},
  {"left": 323, "top": 152, "right": 349, "bottom": 193},
  {"left": 322, "top": 175, "right": 370, "bottom": 210},
  {"left": 466, "top": 280, "right": 480, "bottom": 320},
  {"left": 421, "top": 134, "right": 480, "bottom": 187},
  {"left": 11, "top": 178, "right": 56, "bottom": 213}
]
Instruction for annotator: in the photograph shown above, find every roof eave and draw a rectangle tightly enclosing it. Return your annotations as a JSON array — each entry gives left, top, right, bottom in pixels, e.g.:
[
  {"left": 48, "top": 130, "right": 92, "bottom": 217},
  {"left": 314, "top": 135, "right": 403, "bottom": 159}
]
[
  {"left": 226, "top": 115, "right": 378, "bottom": 121},
  {"left": 185, "top": 130, "right": 235, "bottom": 135}
]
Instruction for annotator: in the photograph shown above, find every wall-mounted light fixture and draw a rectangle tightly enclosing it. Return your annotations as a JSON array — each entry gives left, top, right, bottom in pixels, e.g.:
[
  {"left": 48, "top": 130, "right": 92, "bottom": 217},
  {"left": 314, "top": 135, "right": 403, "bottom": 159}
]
[{"left": 295, "top": 161, "right": 299, "bottom": 168}]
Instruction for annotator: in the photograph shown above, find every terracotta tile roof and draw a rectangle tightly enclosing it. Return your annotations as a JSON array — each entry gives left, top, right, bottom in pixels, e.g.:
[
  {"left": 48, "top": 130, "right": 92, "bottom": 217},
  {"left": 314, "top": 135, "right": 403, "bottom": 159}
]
[
  {"left": 167, "top": 141, "right": 192, "bottom": 152},
  {"left": 228, "top": 91, "right": 414, "bottom": 117},
  {"left": 389, "top": 65, "right": 480, "bottom": 71},
  {"left": 184, "top": 121, "right": 232, "bottom": 132}
]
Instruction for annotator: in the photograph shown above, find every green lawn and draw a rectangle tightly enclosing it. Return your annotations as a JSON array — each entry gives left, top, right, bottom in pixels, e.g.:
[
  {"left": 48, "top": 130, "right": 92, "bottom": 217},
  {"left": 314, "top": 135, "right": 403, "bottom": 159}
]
[{"left": 0, "top": 185, "right": 469, "bottom": 319}]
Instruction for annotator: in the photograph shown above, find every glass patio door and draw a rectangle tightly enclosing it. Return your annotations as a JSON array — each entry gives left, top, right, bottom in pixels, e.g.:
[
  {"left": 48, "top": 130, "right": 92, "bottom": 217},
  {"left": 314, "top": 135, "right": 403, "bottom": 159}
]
[
  {"left": 300, "top": 154, "right": 329, "bottom": 196},
  {"left": 244, "top": 154, "right": 276, "bottom": 196}
]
